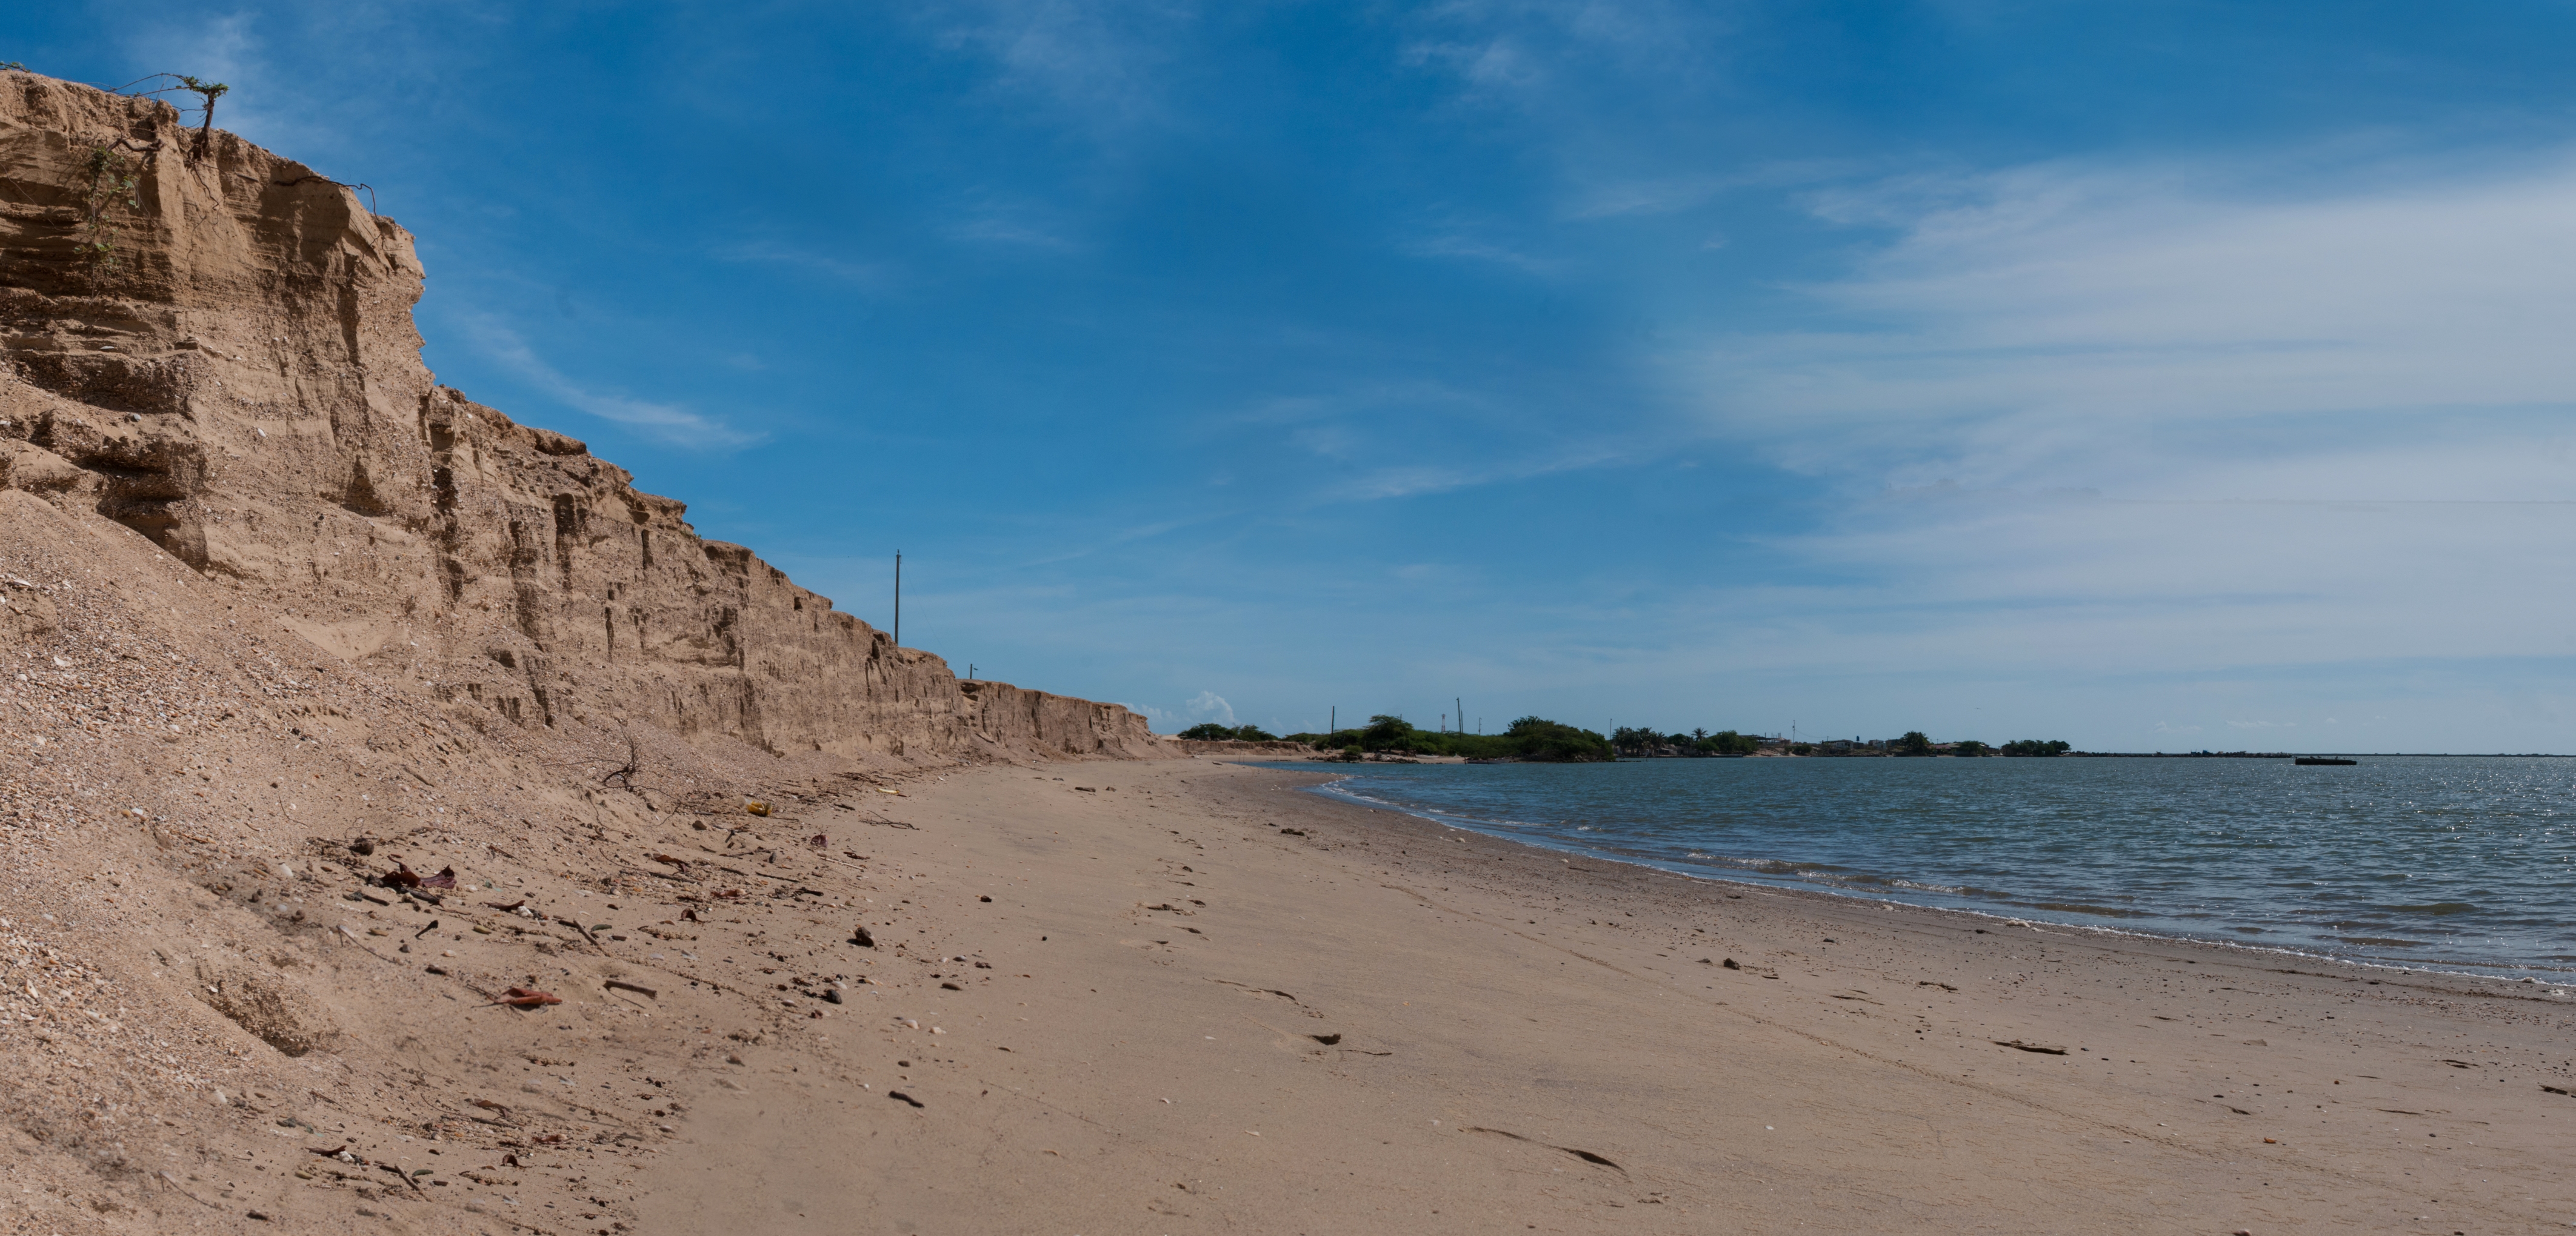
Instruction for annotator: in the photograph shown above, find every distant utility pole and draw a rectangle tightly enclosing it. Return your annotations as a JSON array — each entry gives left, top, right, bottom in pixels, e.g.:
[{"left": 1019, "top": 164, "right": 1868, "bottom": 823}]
[
  {"left": 1457, "top": 697, "right": 1463, "bottom": 737},
  {"left": 1330, "top": 706, "right": 1335, "bottom": 736},
  {"left": 967, "top": 663, "right": 975, "bottom": 681},
  {"left": 893, "top": 551, "right": 902, "bottom": 648}
]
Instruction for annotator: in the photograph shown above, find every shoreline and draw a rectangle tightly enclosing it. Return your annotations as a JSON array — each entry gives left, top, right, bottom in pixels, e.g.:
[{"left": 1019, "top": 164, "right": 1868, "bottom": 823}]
[
  {"left": 637, "top": 757, "right": 2576, "bottom": 1234},
  {"left": 1270, "top": 759, "right": 2576, "bottom": 985},
  {"left": 1273, "top": 760, "right": 2570, "bottom": 992}
]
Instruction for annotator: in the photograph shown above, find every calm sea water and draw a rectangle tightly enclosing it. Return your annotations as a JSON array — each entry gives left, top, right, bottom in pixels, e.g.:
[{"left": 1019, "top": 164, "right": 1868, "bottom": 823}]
[{"left": 1273, "top": 756, "right": 2576, "bottom": 978}]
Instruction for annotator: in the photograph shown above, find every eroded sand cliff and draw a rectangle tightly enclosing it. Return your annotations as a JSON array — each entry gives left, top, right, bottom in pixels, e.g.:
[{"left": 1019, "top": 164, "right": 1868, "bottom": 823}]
[
  {"left": 0, "top": 71, "right": 1153, "bottom": 765},
  {"left": 0, "top": 69, "right": 1165, "bottom": 1234}
]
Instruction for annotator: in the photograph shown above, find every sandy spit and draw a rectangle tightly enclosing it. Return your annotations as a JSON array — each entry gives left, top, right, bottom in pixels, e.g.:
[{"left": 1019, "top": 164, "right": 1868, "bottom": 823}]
[{"left": 637, "top": 761, "right": 2576, "bottom": 1234}]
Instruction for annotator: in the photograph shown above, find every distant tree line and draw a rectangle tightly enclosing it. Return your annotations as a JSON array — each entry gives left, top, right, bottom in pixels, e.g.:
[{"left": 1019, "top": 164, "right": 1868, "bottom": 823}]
[
  {"left": 1615, "top": 728, "right": 2071, "bottom": 757},
  {"left": 1185, "top": 716, "right": 2069, "bottom": 760},
  {"left": 1612, "top": 726, "right": 1761, "bottom": 756},
  {"left": 1281, "top": 715, "right": 1613, "bottom": 762},
  {"left": 1886, "top": 732, "right": 2070, "bottom": 757}
]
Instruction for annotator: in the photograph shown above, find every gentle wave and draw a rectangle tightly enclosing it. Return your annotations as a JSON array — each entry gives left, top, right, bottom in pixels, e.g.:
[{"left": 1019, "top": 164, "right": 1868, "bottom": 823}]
[{"left": 1286, "top": 757, "right": 2576, "bottom": 978}]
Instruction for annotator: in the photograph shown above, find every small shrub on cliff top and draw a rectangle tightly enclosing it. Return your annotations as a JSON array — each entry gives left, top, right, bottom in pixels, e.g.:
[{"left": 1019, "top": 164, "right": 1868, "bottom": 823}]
[{"left": 176, "top": 76, "right": 227, "bottom": 154}]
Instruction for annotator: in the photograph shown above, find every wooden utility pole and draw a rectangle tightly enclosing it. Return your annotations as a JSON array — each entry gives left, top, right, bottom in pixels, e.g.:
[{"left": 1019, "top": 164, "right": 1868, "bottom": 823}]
[{"left": 893, "top": 551, "right": 901, "bottom": 648}]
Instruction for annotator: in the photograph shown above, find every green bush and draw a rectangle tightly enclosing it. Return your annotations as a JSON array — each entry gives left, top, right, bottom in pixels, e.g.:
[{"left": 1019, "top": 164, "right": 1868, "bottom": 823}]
[
  {"left": 1694, "top": 729, "right": 1760, "bottom": 756},
  {"left": 2000, "top": 739, "right": 2070, "bottom": 757}
]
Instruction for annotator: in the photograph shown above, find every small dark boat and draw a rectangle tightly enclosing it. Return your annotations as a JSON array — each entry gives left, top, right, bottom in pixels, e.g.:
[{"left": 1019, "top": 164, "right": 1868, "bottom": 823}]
[{"left": 2294, "top": 756, "right": 2358, "bottom": 766}]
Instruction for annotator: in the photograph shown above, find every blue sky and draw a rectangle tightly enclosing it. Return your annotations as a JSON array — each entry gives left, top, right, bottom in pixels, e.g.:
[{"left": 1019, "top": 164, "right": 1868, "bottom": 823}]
[{"left": 13, "top": 2, "right": 2576, "bottom": 751}]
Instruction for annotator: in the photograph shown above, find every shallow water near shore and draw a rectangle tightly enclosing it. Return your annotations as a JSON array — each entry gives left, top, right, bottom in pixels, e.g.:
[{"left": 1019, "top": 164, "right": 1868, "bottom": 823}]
[{"left": 1274, "top": 756, "right": 2576, "bottom": 978}]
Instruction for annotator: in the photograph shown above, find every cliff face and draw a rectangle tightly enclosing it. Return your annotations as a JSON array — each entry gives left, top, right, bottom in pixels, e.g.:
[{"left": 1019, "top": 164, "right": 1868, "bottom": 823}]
[{"left": 0, "top": 71, "right": 1155, "bottom": 763}]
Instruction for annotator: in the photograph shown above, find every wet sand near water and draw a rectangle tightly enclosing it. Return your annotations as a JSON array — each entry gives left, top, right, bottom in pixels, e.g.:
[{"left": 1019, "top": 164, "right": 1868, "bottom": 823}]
[{"left": 639, "top": 761, "right": 2576, "bottom": 1234}]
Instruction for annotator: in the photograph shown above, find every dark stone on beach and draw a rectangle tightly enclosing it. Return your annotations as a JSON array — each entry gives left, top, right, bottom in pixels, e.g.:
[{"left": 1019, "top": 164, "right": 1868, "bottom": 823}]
[
  {"left": 823, "top": 988, "right": 843, "bottom": 1004},
  {"left": 1280, "top": 828, "right": 1306, "bottom": 836},
  {"left": 980, "top": 895, "right": 992, "bottom": 902},
  {"left": 941, "top": 982, "right": 963, "bottom": 991},
  {"left": 889, "top": 1091, "right": 924, "bottom": 1108},
  {"left": 850, "top": 926, "right": 875, "bottom": 948},
  {"left": 1721, "top": 958, "right": 1741, "bottom": 970},
  {"left": 1312, "top": 1033, "right": 1341, "bottom": 1045}
]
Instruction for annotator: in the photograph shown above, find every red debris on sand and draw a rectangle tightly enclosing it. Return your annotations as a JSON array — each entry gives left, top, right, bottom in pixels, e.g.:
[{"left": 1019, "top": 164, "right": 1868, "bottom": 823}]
[{"left": 487, "top": 988, "right": 562, "bottom": 1009}]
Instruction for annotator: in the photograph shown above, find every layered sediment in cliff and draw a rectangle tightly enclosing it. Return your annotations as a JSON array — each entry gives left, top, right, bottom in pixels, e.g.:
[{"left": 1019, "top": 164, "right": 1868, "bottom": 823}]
[{"left": 0, "top": 70, "right": 1154, "bottom": 763}]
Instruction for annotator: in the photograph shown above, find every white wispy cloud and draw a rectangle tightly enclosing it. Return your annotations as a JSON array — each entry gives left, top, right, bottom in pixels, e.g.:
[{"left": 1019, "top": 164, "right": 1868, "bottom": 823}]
[
  {"left": 1185, "top": 689, "right": 1235, "bottom": 725},
  {"left": 945, "top": 209, "right": 1079, "bottom": 251},
  {"left": 118, "top": 13, "right": 305, "bottom": 150},
  {"left": 1232, "top": 382, "right": 1633, "bottom": 503},
  {"left": 716, "top": 241, "right": 895, "bottom": 290},
  {"left": 1555, "top": 146, "right": 2576, "bottom": 723},
  {"left": 462, "top": 317, "right": 762, "bottom": 449},
  {"left": 1401, "top": 231, "right": 1565, "bottom": 274},
  {"left": 1703, "top": 153, "right": 2576, "bottom": 492},
  {"left": 924, "top": 0, "right": 1196, "bottom": 136}
]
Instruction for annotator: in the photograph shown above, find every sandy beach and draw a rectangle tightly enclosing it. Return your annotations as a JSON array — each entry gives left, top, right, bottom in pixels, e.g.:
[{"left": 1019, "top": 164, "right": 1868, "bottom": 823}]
[
  {"left": 4, "top": 54, "right": 2568, "bottom": 1236},
  {"left": 622, "top": 759, "right": 2576, "bottom": 1234}
]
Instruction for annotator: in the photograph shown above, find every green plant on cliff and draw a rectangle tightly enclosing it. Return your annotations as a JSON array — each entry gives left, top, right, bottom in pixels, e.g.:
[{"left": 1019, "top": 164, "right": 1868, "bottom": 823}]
[
  {"left": 78, "top": 144, "right": 140, "bottom": 273},
  {"left": 176, "top": 76, "right": 227, "bottom": 155}
]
